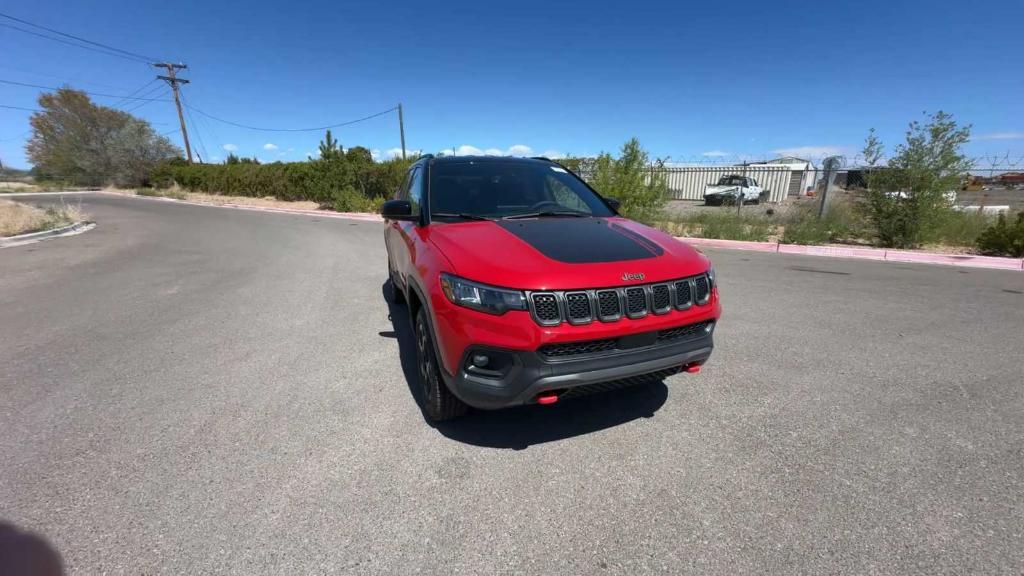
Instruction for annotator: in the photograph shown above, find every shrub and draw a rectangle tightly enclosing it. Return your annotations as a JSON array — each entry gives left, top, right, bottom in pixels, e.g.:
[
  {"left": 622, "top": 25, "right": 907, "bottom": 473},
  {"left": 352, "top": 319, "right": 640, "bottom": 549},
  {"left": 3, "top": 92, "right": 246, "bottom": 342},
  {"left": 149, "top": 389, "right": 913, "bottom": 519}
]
[
  {"left": 861, "top": 113, "right": 972, "bottom": 248},
  {"left": 977, "top": 212, "right": 1024, "bottom": 257},
  {"left": 330, "top": 187, "right": 385, "bottom": 213},
  {"left": 150, "top": 150, "right": 412, "bottom": 212},
  {"left": 584, "top": 138, "right": 667, "bottom": 223},
  {"left": 781, "top": 201, "right": 866, "bottom": 245},
  {"left": 663, "top": 211, "right": 774, "bottom": 242},
  {"left": 923, "top": 209, "right": 993, "bottom": 247}
]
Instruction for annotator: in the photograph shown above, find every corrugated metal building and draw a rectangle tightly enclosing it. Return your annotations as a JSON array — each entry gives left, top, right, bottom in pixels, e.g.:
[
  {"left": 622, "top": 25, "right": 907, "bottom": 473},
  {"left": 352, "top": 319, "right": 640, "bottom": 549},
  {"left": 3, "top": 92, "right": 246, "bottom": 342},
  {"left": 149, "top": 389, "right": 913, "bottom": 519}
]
[{"left": 659, "top": 157, "right": 817, "bottom": 203}]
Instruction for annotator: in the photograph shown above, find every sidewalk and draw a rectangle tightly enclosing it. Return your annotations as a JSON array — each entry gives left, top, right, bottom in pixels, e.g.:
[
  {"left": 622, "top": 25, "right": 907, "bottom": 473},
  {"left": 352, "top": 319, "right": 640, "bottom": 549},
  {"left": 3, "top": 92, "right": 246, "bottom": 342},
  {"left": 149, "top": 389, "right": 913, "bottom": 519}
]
[{"left": 678, "top": 237, "right": 1023, "bottom": 271}]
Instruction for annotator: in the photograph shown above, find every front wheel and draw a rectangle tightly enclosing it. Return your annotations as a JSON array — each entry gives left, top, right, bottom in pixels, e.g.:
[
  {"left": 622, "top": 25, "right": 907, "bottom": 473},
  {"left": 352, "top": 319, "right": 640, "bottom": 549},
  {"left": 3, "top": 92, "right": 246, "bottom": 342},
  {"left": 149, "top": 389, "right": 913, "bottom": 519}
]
[{"left": 415, "top": 308, "right": 468, "bottom": 421}]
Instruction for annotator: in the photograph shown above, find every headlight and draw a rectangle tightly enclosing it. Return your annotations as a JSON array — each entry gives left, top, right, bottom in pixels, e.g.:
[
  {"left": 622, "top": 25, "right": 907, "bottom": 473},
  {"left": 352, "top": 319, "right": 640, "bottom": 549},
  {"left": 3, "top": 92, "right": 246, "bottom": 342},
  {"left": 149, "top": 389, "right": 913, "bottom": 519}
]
[
  {"left": 439, "top": 273, "right": 527, "bottom": 315},
  {"left": 707, "top": 265, "right": 716, "bottom": 288}
]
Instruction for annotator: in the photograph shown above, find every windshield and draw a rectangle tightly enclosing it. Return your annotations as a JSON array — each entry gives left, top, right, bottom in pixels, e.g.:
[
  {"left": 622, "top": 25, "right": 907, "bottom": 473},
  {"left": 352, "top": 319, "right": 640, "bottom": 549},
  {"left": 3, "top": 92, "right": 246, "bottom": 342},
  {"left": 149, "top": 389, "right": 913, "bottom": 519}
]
[
  {"left": 717, "top": 176, "right": 746, "bottom": 186},
  {"left": 429, "top": 161, "right": 615, "bottom": 220}
]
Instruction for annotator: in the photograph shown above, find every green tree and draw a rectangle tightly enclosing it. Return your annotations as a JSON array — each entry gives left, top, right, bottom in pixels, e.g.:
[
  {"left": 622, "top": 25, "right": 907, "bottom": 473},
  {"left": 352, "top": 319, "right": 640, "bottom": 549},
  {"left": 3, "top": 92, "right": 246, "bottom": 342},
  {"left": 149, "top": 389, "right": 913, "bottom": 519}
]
[
  {"left": 587, "top": 138, "right": 667, "bottom": 222},
  {"left": 26, "top": 87, "right": 180, "bottom": 186},
  {"left": 318, "top": 129, "right": 343, "bottom": 161},
  {"left": 862, "top": 112, "right": 972, "bottom": 247}
]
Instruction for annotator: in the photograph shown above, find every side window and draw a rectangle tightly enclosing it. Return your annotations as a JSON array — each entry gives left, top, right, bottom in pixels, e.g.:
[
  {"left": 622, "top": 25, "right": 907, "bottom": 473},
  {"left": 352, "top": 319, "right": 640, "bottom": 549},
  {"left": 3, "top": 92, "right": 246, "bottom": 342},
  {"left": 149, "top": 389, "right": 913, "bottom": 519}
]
[
  {"left": 408, "top": 167, "right": 424, "bottom": 216},
  {"left": 396, "top": 170, "right": 413, "bottom": 201},
  {"left": 544, "top": 175, "right": 591, "bottom": 213}
]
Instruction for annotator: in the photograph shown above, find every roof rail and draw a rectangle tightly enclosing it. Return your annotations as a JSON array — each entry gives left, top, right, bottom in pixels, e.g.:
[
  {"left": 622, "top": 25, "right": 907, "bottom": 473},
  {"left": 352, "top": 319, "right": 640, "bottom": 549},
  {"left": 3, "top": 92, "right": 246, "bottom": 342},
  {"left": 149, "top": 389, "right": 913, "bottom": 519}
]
[{"left": 530, "top": 156, "right": 553, "bottom": 162}]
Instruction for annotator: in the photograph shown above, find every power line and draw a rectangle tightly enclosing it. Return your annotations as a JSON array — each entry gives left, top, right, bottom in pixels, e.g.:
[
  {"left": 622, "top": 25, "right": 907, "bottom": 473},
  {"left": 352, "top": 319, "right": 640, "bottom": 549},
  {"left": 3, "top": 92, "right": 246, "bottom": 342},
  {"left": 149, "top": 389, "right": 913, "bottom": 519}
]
[
  {"left": 185, "top": 103, "right": 399, "bottom": 132},
  {"left": 0, "top": 22, "right": 152, "bottom": 65},
  {"left": 0, "top": 78, "right": 171, "bottom": 101},
  {"left": 122, "top": 88, "right": 170, "bottom": 113},
  {"left": 110, "top": 78, "right": 161, "bottom": 109},
  {"left": 0, "top": 11, "right": 164, "bottom": 63},
  {"left": 0, "top": 104, "right": 41, "bottom": 112}
]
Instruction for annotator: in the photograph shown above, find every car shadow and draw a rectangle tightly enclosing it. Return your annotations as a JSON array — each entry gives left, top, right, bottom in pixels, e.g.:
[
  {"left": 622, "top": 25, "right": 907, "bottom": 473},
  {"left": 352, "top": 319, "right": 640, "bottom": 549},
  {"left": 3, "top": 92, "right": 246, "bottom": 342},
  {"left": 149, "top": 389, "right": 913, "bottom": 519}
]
[
  {"left": 0, "top": 521, "right": 63, "bottom": 575},
  {"left": 381, "top": 281, "right": 669, "bottom": 450}
]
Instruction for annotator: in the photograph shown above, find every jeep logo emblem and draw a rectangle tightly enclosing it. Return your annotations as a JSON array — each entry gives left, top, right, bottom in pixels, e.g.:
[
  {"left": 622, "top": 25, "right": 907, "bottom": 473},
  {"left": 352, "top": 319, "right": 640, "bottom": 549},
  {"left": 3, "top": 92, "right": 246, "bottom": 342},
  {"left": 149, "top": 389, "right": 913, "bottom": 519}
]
[{"left": 621, "top": 272, "right": 645, "bottom": 282}]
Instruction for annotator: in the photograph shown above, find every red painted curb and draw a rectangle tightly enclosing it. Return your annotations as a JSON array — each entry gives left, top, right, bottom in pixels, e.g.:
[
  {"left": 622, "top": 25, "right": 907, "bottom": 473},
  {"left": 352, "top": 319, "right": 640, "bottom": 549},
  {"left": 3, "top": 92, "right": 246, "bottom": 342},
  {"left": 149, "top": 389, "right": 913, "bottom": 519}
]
[
  {"left": 678, "top": 236, "right": 1023, "bottom": 271},
  {"left": 676, "top": 237, "right": 778, "bottom": 252}
]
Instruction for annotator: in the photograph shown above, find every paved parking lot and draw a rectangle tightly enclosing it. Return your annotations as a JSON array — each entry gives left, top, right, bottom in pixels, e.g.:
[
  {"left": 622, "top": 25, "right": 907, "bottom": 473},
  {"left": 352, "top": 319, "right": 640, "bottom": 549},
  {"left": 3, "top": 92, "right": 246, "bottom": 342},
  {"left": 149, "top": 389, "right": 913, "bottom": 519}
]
[{"left": 2, "top": 193, "right": 1022, "bottom": 574}]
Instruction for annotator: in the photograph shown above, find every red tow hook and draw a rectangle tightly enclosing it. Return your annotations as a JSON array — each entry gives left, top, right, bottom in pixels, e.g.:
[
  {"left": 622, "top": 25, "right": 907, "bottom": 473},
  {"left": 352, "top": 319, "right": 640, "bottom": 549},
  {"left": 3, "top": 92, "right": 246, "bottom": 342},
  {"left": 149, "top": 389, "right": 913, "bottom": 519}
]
[
  {"left": 537, "top": 393, "right": 559, "bottom": 405},
  {"left": 683, "top": 363, "right": 702, "bottom": 374}
]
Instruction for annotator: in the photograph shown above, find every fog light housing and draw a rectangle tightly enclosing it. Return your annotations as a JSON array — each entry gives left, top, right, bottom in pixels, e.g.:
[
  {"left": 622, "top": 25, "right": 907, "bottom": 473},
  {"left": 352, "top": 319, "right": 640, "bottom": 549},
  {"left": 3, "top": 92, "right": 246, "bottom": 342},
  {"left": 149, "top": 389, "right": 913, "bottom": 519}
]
[{"left": 471, "top": 354, "right": 490, "bottom": 367}]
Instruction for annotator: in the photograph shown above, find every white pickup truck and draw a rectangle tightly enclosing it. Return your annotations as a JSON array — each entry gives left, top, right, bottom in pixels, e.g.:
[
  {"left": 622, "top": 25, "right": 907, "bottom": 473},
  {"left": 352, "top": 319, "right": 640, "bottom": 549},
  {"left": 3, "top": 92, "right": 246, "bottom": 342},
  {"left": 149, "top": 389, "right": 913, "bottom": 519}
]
[{"left": 703, "top": 175, "right": 769, "bottom": 205}]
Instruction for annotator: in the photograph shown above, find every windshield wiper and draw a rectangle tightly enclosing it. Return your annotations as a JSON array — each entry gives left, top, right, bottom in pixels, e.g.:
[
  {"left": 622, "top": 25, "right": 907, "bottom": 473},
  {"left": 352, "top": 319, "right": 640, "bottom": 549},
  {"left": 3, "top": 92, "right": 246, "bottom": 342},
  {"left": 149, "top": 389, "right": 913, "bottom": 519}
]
[
  {"left": 431, "top": 212, "right": 493, "bottom": 221},
  {"left": 502, "top": 211, "right": 590, "bottom": 220}
]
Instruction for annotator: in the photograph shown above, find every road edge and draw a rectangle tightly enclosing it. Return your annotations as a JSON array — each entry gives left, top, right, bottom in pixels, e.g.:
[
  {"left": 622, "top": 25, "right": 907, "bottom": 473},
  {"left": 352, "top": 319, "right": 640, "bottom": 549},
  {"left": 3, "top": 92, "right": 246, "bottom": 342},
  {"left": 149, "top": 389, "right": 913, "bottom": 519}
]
[
  {"left": 677, "top": 236, "right": 1024, "bottom": 271},
  {"left": 0, "top": 221, "right": 96, "bottom": 248}
]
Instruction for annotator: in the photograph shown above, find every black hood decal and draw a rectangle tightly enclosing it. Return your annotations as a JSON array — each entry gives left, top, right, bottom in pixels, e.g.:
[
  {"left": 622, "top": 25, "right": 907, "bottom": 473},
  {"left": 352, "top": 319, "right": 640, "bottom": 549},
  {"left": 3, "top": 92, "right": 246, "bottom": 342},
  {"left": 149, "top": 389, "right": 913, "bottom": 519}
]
[{"left": 495, "top": 218, "right": 663, "bottom": 263}]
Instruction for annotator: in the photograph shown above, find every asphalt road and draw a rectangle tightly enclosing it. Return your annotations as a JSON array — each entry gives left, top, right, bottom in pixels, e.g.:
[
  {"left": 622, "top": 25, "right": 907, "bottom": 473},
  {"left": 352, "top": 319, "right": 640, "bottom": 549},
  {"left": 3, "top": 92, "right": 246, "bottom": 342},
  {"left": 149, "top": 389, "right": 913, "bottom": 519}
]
[{"left": 2, "top": 193, "right": 1023, "bottom": 574}]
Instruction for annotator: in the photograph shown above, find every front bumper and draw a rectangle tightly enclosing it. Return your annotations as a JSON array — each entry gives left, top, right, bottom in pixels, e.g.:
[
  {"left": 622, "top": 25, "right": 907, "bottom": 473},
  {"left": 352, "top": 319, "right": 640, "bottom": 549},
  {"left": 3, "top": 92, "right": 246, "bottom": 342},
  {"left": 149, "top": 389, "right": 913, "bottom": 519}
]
[{"left": 439, "top": 328, "right": 714, "bottom": 410}]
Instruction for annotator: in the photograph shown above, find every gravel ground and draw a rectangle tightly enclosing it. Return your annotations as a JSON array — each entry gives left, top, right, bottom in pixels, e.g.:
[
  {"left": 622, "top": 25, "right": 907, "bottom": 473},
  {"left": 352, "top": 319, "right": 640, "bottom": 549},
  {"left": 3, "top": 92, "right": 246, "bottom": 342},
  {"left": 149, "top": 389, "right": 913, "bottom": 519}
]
[{"left": 1, "top": 193, "right": 1022, "bottom": 574}]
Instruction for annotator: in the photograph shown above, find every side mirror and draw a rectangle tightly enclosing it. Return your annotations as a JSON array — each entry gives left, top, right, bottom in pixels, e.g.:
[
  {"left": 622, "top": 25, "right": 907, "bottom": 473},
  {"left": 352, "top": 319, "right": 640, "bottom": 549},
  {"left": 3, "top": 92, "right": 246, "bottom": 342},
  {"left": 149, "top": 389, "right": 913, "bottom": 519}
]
[
  {"left": 381, "top": 199, "right": 417, "bottom": 221},
  {"left": 604, "top": 197, "right": 621, "bottom": 211}
]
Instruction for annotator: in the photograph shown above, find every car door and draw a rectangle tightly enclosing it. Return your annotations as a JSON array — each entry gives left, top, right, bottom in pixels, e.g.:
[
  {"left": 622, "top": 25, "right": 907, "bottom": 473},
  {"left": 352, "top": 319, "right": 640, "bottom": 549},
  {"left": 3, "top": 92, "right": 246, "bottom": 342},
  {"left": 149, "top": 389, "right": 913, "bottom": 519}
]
[
  {"left": 386, "top": 167, "right": 416, "bottom": 288},
  {"left": 388, "top": 166, "right": 424, "bottom": 290}
]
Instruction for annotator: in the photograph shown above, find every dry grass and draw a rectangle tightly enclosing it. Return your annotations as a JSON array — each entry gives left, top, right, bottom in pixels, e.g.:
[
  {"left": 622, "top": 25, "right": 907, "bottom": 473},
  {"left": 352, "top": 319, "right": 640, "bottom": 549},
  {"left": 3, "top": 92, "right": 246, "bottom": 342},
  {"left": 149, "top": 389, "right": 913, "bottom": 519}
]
[
  {"left": 0, "top": 181, "right": 41, "bottom": 193},
  {"left": 0, "top": 199, "right": 86, "bottom": 237},
  {"left": 126, "top": 186, "right": 322, "bottom": 211}
]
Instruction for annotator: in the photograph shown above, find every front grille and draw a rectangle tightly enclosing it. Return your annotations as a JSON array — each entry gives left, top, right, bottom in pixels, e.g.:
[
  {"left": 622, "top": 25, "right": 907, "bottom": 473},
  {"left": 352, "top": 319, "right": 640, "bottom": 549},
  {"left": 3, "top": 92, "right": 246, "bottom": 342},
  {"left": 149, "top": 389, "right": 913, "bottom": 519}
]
[
  {"left": 657, "top": 321, "right": 711, "bottom": 343},
  {"left": 564, "top": 292, "right": 592, "bottom": 323},
  {"left": 694, "top": 276, "right": 710, "bottom": 304},
  {"left": 556, "top": 366, "right": 682, "bottom": 400},
  {"left": 651, "top": 284, "right": 671, "bottom": 313},
  {"left": 539, "top": 320, "right": 711, "bottom": 359},
  {"left": 597, "top": 290, "right": 621, "bottom": 319},
  {"left": 674, "top": 280, "right": 692, "bottom": 309},
  {"left": 525, "top": 272, "right": 713, "bottom": 326},
  {"left": 532, "top": 293, "right": 560, "bottom": 324},
  {"left": 625, "top": 287, "right": 647, "bottom": 317},
  {"left": 539, "top": 338, "right": 617, "bottom": 358}
]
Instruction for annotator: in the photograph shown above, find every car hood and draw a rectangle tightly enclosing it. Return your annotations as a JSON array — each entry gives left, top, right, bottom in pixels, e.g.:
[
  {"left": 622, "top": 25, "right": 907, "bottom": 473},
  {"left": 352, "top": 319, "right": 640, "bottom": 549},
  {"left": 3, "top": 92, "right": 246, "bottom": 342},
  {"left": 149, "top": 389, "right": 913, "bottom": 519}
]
[
  {"left": 704, "top": 185, "right": 741, "bottom": 194},
  {"left": 426, "top": 217, "right": 710, "bottom": 290}
]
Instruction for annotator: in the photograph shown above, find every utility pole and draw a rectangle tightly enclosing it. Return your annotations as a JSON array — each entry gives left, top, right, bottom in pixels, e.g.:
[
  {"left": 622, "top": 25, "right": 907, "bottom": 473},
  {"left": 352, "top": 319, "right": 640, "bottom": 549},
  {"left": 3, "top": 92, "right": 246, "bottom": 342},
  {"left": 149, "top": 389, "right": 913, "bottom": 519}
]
[
  {"left": 397, "top": 103, "right": 406, "bottom": 160},
  {"left": 155, "top": 62, "right": 192, "bottom": 164},
  {"left": 818, "top": 155, "right": 843, "bottom": 219}
]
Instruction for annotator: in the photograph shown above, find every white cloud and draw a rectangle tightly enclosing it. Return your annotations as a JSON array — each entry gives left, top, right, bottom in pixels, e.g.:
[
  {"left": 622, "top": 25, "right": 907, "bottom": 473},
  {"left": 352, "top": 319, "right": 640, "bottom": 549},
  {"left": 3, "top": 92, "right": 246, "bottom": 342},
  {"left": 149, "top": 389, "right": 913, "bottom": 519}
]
[
  {"left": 455, "top": 145, "right": 483, "bottom": 155},
  {"left": 506, "top": 144, "right": 533, "bottom": 156},
  {"left": 972, "top": 132, "right": 1024, "bottom": 141},
  {"left": 540, "top": 149, "right": 565, "bottom": 159},
  {"left": 222, "top": 143, "right": 238, "bottom": 152},
  {"left": 263, "top": 143, "right": 278, "bottom": 151},
  {"left": 383, "top": 148, "right": 421, "bottom": 159},
  {"left": 771, "top": 145, "right": 846, "bottom": 159},
  {"left": 370, "top": 149, "right": 381, "bottom": 160},
  {"left": 441, "top": 144, "right": 538, "bottom": 157},
  {"left": 701, "top": 150, "right": 730, "bottom": 157},
  {"left": 210, "top": 155, "right": 222, "bottom": 162}
]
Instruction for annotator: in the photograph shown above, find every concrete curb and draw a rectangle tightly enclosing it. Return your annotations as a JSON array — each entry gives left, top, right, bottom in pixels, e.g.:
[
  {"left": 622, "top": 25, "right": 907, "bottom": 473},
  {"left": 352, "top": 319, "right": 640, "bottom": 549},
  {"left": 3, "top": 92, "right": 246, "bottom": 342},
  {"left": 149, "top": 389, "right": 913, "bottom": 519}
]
[
  {"left": 678, "top": 236, "right": 1024, "bottom": 271},
  {"left": 0, "top": 221, "right": 96, "bottom": 248},
  {"left": 97, "top": 192, "right": 386, "bottom": 222}
]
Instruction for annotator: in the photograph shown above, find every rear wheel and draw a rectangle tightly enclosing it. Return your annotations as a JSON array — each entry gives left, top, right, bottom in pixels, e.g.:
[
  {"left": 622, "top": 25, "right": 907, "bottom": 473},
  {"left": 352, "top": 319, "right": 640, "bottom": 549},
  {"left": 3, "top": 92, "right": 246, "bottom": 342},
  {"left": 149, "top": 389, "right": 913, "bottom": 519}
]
[{"left": 415, "top": 308, "right": 467, "bottom": 421}]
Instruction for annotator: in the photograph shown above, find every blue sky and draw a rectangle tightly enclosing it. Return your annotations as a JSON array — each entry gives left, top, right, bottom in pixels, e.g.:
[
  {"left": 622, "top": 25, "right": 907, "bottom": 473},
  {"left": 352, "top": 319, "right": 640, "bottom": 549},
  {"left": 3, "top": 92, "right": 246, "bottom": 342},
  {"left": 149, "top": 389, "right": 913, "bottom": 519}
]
[{"left": 2, "top": 0, "right": 1023, "bottom": 169}]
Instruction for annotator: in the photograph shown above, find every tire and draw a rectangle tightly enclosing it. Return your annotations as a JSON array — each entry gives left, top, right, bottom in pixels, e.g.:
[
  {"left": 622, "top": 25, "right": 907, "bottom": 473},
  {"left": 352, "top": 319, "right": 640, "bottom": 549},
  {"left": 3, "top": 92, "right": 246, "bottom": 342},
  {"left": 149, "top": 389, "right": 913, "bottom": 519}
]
[{"left": 415, "top": 307, "right": 468, "bottom": 421}]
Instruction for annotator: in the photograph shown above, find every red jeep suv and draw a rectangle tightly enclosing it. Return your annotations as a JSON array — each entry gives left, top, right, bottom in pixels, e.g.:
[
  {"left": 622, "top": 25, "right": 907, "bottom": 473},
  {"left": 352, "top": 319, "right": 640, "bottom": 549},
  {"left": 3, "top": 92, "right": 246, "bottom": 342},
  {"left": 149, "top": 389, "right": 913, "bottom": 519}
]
[{"left": 383, "top": 155, "right": 720, "bottom": 421}]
